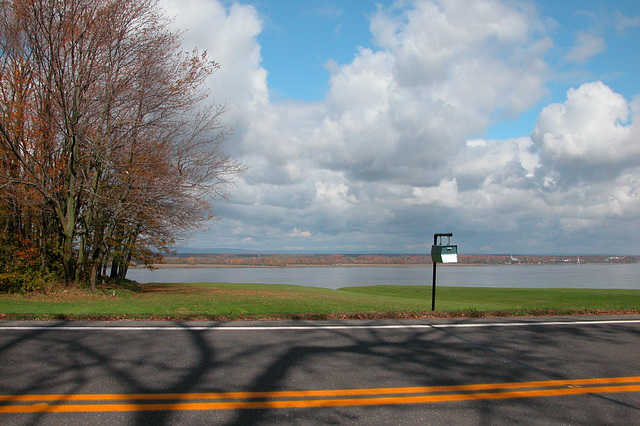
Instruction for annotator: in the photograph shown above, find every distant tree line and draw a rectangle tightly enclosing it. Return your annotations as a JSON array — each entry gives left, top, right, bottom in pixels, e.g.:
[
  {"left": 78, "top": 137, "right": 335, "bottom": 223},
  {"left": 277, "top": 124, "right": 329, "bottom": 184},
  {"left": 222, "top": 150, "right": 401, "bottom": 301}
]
[
  {"left": 0, "top": 0, "right": 244, "bottom": 290},
  {"left": 161, "top": 254, "right": 640, "bottom": 267}
]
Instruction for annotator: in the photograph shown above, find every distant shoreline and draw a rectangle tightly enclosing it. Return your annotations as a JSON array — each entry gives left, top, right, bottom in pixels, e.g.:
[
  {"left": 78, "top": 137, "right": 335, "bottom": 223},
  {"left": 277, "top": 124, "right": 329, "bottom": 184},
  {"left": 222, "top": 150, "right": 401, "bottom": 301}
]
[
  {"left": 133, "top": 262, "right": 626, "bottom": 269},
  {"left": 136, "top": 263, "right": 437, "bottom": 269},
  {"left": 150, "top": 254, "right": 638, "bottom": 269}
]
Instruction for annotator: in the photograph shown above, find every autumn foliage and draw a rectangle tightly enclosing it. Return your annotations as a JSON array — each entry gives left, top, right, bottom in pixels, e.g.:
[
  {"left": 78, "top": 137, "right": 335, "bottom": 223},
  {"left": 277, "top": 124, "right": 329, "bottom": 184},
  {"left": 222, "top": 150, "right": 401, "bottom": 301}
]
[{"left": 0, "top": 0, "right": 245, "bottom": 290}]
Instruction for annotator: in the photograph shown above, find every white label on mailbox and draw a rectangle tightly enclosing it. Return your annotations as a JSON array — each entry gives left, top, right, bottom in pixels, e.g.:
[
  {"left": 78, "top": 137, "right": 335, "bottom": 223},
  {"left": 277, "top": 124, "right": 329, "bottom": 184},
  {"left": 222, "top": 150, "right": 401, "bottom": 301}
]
[{"left": 440, "top": 253, "right": 458, "bottom": 263}]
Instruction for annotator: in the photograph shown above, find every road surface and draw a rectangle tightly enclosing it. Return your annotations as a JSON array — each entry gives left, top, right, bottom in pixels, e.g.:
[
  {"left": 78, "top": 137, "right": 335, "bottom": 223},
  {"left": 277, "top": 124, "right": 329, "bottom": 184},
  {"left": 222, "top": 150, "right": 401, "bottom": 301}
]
[{"left": 1, "top": 316, "right": 640, "bottom": 424}]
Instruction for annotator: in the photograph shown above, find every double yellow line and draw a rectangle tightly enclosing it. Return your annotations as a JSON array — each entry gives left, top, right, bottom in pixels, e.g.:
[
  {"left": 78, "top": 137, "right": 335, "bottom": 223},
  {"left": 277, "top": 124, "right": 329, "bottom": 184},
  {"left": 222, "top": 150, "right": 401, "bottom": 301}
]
[{"left": 2, "top": 376, "right": 640, "bottom": 413}]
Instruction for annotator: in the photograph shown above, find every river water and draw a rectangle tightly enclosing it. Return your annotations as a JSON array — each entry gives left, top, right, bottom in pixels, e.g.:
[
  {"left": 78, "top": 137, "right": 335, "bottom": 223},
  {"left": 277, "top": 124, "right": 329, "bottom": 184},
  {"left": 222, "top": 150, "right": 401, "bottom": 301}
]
[{"left": 126, "top": 263, "right": 640, "bottom": 290}]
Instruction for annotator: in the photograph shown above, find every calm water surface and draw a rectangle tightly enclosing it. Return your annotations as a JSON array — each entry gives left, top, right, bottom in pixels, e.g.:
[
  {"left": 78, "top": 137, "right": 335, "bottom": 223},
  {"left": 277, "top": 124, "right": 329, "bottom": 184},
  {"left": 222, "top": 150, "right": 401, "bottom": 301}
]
[{"left": 126, "top": 263, "right": 640, "bottom": 290}]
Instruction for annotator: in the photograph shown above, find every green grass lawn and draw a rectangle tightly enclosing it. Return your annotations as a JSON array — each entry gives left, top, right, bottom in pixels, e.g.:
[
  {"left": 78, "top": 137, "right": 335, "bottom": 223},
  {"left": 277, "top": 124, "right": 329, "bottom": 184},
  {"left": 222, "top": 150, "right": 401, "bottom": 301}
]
[
  {"left": 341, "top": 286, "right": 640, "bottom": 312},
  {"left": 1, "top": 282, "right": 639, "bottom": 320}
]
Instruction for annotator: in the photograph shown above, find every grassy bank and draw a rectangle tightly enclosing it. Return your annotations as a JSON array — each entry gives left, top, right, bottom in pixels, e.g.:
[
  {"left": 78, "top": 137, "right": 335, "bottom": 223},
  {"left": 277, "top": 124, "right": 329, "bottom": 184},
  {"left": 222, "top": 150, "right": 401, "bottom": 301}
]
[{"left": 1, "top": 283, "right": 639, "bottom": 320}]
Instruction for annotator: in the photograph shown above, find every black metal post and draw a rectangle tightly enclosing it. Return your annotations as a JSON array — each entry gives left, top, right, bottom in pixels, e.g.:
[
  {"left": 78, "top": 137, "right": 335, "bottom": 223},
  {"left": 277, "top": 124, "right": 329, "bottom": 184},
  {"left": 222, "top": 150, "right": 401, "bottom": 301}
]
[
  {"left": 431, "top": 233, "right": 452, "bottom": 312},
  {"left": 431, "top": 261, "right": 437, "bottom": 311}
]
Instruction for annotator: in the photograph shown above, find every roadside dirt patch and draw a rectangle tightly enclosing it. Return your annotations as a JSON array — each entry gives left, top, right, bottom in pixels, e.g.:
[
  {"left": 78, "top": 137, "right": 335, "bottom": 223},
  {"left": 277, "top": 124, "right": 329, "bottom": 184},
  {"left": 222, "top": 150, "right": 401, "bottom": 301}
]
[
  {"left": 140, "top": 284, "right": 298, "bottom": 298},
  {"left": 141, "top": 284, "right": 203, "bottom": 294},
  {"left": 11, "top": 291, "right": 112, "bottom": 302}
]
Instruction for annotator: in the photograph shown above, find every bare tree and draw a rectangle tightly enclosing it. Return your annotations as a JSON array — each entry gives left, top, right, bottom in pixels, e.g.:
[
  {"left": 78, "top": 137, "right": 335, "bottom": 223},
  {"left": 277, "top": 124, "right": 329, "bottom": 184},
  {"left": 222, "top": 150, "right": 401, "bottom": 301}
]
[{"left": 0, "top": 0, "right": 244, "bottom": 288}]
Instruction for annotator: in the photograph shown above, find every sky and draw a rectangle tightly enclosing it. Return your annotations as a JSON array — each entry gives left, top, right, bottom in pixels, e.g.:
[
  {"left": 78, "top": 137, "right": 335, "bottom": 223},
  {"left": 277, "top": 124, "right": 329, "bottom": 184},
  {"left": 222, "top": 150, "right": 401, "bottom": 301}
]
[{"left": 159, "top": 0, "right": 640, "bottom": 255}]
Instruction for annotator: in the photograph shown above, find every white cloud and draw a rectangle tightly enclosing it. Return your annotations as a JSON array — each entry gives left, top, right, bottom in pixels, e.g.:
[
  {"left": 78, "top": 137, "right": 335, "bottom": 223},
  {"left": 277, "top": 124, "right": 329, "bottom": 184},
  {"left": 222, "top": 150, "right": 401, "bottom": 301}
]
[
  {"left": 307, "top": 0, "right": 550, "bottom": 186},
  {"left": 411, "top": 179, "right": 461, "bottom": 208},
  {"left": 453, "top": 137, "right": 539, "bottom": 190},
  {"left": 161, "top": 0, "right": 268, "bottom": 126},
  {"left": 286, "top": 228, "right": 312, "bottom": 238},
  {"left": 532, "top": 81, "right": 640, "bottom": 185},
  {"left": 565, "top": 31, "right": 606, "bottom": 62},
  {"left": 314, "top": 180, "right": 356, "bottom": 209},
  {"left": 165, "top": 0, "right": 640, "bottom": 254}
]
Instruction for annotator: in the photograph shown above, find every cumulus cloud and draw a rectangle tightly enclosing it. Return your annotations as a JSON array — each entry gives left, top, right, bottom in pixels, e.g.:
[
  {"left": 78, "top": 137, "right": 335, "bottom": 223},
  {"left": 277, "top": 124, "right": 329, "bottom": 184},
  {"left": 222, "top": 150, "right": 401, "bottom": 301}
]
[
  {"left": 446, "top": 81, "right": 640, "bottom": 252},
  {"left": 306, "top": 0, "right": 550, "bottom": 187},
  {"left": 532, "top": 81, "right": 640, "bottom": 185},
  {"left": 161, "top": 0, "right": 268, "bottom": 129},
  {"left": 162, "top": 0, "right": 640, "bottom": 254},
  {"left": 453, "top": 138, "right": 539, "bottom": 190}
]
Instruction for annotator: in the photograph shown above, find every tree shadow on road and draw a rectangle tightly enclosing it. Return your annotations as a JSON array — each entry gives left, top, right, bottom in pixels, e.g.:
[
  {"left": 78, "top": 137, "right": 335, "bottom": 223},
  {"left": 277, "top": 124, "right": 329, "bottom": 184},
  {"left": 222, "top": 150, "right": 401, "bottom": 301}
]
[{"left": 1, "top": 319, "right": 640, "bottom": 425}]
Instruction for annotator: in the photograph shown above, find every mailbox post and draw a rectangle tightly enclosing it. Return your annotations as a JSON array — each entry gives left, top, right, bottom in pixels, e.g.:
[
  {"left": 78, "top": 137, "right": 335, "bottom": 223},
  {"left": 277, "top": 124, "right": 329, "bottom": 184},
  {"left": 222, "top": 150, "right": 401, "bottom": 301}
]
[{"left": 431, "top": 233, "right": 457, "bottom": 311}]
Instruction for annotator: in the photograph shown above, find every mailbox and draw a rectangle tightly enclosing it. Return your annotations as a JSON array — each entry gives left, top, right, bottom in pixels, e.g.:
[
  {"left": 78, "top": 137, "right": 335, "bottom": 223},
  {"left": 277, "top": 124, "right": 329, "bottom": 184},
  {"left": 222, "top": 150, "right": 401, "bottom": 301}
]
[
  {"left": 431, "top": 244, "right": 458, "bottom": 263},
  {"left": 431, "top": 232, "right": 458, "bottom": 310}
]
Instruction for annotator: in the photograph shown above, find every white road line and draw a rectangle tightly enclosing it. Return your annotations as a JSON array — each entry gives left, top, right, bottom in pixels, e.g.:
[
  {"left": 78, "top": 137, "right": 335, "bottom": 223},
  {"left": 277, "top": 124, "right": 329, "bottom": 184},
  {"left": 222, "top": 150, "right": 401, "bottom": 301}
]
[{"left": 1, "top": 319, "right": 640, "bottom": 331}]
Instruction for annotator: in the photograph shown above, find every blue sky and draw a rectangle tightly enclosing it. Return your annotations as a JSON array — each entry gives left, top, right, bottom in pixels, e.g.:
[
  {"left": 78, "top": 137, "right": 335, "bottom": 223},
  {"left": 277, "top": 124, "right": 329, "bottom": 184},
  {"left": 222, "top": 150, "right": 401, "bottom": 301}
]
[
  {"left": 162, "top": 0, "right": 640, "bottom": 254},
  {"left": 256, "top": 0, "right": 381, "bottom": 101}
]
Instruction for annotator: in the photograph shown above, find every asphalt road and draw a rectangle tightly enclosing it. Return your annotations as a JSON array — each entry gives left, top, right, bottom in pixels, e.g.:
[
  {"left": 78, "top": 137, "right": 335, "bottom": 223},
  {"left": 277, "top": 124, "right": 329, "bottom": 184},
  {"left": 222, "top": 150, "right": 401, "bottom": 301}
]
[{"left": 1, "top": 316, "right": 640, "bottom": 425}]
